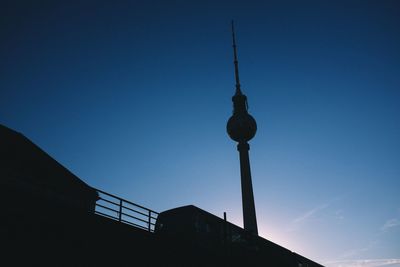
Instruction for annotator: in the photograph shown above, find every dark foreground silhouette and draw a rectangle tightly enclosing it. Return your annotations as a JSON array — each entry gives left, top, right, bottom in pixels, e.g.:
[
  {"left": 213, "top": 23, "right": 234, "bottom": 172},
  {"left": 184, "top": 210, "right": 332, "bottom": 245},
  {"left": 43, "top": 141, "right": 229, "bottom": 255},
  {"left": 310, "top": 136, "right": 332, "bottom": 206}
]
[{"left": 0, "top": 124, "right": 323, "bottom": 267}]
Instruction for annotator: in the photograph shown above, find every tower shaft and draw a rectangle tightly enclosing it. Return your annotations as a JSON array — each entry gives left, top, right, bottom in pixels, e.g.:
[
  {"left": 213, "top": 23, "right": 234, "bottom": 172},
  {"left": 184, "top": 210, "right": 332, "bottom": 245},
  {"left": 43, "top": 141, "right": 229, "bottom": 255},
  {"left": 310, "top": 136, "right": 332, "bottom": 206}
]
[
  {"left": 238, "top": 142, "right": 258, "bottom": 234},
  {"left": 227, "top": 21, "right": 258, "bottom": 235}
]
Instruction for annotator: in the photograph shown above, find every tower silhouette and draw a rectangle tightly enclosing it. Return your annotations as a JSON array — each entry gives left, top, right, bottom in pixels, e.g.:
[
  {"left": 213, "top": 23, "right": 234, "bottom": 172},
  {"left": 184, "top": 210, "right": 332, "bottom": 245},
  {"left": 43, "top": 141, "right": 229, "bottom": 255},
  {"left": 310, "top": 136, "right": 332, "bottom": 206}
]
[{"left": 226, "top": 21, "right": 258, "bottom": 235}]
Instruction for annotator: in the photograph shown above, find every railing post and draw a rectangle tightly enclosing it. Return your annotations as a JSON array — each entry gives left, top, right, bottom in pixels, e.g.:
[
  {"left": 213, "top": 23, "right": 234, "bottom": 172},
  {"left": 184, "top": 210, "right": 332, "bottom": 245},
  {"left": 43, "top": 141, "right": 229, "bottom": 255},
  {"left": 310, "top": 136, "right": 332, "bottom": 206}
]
[
  {"left": 118, "top": 199, "right": 123, "bottom": 222},
  {"left": 148, "top": 210, "right": 152, "bottom": 232}
]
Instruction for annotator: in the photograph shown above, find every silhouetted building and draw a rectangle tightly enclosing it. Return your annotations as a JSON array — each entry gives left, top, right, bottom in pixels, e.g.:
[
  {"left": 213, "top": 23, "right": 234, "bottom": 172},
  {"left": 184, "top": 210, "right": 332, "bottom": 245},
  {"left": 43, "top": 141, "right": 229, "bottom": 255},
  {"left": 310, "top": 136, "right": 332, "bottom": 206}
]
[
  {"left": 0, "top": 124, "right": 98, "bottom": 214},
  {"left": 156, "top": 205, "right": 323, "bottom": 267},
  {"left": 1, "top": 125, "right": 323, "bottom": 267},
  {"left": 1, "top": 124, "right": 156, "bottom": 266}
]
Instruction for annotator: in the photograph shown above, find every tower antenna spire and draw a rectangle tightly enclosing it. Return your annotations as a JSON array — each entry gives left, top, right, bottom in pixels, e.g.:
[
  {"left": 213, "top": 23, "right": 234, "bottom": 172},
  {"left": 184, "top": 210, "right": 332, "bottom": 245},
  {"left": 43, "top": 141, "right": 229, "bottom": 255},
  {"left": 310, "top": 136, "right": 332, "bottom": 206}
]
[{"left": 231, "top": 20, "right": 242, "bottom": 95}]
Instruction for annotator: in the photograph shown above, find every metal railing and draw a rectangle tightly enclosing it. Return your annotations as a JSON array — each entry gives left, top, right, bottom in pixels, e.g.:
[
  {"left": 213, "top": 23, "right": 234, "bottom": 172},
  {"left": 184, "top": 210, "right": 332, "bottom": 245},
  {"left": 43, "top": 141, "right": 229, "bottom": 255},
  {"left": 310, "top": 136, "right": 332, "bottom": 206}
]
[{"left": 94, "top": 188, "right": 159, "bottom": 232}]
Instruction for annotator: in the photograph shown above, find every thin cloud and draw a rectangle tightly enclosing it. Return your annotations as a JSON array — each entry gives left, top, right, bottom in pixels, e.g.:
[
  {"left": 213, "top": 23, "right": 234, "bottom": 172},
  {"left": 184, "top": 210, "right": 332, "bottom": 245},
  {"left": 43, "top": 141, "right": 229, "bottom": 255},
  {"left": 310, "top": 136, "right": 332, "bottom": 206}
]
[
  {"left": 338, "top": 239, "right": 379, "bottom": 259},
  {"left": 293, "top": 203, "right": 329, "bottom": 224},
  {"left": 286, "top": 196, "right": 343, "bottom": 232},
  {"left": 287, "top": 203, "right": 330, "bottom": 232},
  {"left": 339, "top": 247, "right": 370, "bottom": 259},
  {"left": 325, "top": 259, "right": 400, "bottom": 267},
  {"left": 381, "top": 218, "right": 400, "bottom": 232}
]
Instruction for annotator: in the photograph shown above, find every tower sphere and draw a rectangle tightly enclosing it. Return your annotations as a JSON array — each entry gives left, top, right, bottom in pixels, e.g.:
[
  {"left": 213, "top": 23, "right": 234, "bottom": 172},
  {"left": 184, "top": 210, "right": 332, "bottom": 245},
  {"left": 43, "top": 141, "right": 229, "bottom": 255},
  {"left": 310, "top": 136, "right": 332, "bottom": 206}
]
[{"left": 227, "top": 112, "right": 257, "bottom": 142}]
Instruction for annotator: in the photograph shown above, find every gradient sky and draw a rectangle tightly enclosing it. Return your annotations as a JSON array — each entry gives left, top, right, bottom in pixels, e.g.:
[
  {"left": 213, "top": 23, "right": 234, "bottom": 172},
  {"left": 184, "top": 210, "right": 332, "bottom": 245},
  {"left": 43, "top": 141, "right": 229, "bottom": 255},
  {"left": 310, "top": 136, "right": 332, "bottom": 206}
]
[{"left": 1, "top": 1, "right": 399, "bottom": 266}]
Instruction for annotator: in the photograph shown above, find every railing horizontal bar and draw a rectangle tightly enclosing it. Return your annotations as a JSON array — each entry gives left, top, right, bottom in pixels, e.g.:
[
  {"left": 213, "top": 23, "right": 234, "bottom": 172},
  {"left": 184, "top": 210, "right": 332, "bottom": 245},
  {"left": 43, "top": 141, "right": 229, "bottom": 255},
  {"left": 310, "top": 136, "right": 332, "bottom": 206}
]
[
  {"left": 95, "top": 188, "right": 159, "bottom": 214},
  {"left": 95, "top": 212, "right": 158, "bottom": 232},
  {"left": 123, "top": 201, "right": 149, "bottom": 212},
  {"left": 97, "top": 197, "right": 120, "bottom": 207},
  {"left": 95, "top": 205, "right": 156, "bottom": 226},
  {"left": 120, "top": 207, "right": 158, "bottom": 221},
  {"left": 96, "top": 203, "right": 119, "bottom": 214},
  {"left": 97, "top": 197, "right": 119, "bottom": 206},
  {"left": 122, "top": 213, "right": 156, "bottom": 225},
  {"left": 120, "top": 212, "right": 150, "bottom": 224},
  {"left": 95, "top": 211, "right": 119, "bottom": 221},
  {"left": 122, "top": 200, "right": 159, "bottom": 215},
  {"left": 121, "top": 205, "right": 149, "bottom": 218},
  {"left": 96, "top": 209, "right": 156, "bottom": 226}
]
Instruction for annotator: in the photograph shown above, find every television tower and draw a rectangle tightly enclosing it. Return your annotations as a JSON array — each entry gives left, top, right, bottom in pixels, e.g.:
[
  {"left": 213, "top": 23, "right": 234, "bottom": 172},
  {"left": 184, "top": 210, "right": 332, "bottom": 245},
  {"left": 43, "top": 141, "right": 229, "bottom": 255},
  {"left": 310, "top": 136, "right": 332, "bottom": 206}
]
[{"left": 226, "top": 21, "right": 258, "bottom": 235}]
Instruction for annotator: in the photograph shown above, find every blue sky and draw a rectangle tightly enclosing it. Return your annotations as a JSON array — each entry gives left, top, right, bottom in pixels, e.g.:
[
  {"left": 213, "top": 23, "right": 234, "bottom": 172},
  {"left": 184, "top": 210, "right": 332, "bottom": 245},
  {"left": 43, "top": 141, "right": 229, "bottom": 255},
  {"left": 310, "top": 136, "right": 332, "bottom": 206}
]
[{"left": 1, "top": 1, "right": 399, "bottom": 265}]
